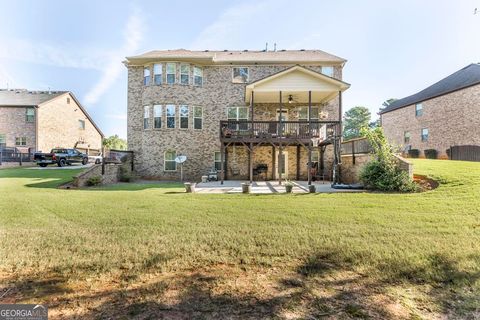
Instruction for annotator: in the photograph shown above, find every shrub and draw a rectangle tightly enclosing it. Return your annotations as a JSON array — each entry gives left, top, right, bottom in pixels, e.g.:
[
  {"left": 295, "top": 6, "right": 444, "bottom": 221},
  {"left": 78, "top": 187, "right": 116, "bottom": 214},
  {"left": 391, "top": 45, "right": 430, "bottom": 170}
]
[
  {"left": 86, "top": 176, "right": 102, "bottom": 186},
  {"left": 446, "top": 148, "right": 451, "bottom": 159},
  {"left": 359, "top": 128, "right": 417, "bottom": 192},
  {"left": 424, "top": 149, "right": 438, "bottom": 159},
  {"left": 119, "top": 166, "right": 132, "bottom": 182},
  {"left": 408, "top": 149, "right": 420, "bottom": 158}
]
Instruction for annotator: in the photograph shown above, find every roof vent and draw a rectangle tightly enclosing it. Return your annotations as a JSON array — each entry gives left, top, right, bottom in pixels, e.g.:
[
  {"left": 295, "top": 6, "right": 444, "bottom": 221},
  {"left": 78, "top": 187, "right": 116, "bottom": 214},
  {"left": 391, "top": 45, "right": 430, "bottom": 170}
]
[
  {"left": 243, "top": 49, "right": 248, "bottom": 52},
  {"left": 223, "top": 49, "right": 228, "bottom": 52},
  {"left": 300, "top": 49, "right": 305, "bottom": 51},
  {"left": 204, "top": 50, "right": 209, "bottom": 52},
  {"left": 281, "top": 49, "right": 286, "bottom": 52}
]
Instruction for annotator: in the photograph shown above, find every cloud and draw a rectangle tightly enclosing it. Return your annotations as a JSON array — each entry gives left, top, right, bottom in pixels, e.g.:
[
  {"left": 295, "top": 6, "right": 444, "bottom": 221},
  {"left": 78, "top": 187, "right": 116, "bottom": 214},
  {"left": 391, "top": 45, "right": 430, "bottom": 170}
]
[
  {"left": 84, "top": 7, "right": 144, "bottom": 105},
  {"left": 105, "top": 113, "right": 127, "bottom": 120}
]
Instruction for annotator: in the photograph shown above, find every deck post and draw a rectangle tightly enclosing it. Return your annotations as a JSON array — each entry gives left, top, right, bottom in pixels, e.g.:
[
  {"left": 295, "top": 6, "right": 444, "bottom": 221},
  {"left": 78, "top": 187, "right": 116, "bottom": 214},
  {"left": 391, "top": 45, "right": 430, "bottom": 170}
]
[
  {"left": 271, "top": 145, "right": 276, "bottom": 180},
  {"left": 308, "top": 90, "right": 312, "bottom": 129},
  {"left": 250, "top": 91, "right": 254, "bottom": 137},
  {"left": 249, "top": 143, "right": 253, "bottom": 183},
  {"left": 220, "top": 143, "right": 225, "bottom": 185},
  {"left": 307, "top": 143, "right": 312, "bottom": 185},
  {"left": 296, "top": 145, "right": 300, "bottom": 180},
  {"left": 338, "top": 90, "right": 343, "bottom": 141},
  {"left": 278, "top": 90, "right": 283, "bottom": 185}
]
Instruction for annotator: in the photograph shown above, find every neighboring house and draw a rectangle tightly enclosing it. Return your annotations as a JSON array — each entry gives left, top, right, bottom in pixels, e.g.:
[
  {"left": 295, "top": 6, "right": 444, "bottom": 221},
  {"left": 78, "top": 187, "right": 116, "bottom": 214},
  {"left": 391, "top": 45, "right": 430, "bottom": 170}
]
[
  {"left": 380, "top": 64, "right": 480, "bottom": 158},
  {"left": 124, "top": 49, "right": 350, "bottom": 183},
  {"left": 0, "top": 89, "right": 104, "bottom": 154}
]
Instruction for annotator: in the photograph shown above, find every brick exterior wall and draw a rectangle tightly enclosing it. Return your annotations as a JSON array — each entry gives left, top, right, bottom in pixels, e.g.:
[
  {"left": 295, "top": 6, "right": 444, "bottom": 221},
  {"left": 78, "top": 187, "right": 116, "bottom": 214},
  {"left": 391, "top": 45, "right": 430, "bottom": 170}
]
[
  {"left": 127, "top": 63, "right": 343, "bottom": 181},
  {"left": 381, "top": 84, "right": 480, "bottom": 158},
  {"left": 37, "top": 93, "right": 103, "bottom": 153},
  {"left": 0, "top": 107, "right": 36, "bottom": 150}
]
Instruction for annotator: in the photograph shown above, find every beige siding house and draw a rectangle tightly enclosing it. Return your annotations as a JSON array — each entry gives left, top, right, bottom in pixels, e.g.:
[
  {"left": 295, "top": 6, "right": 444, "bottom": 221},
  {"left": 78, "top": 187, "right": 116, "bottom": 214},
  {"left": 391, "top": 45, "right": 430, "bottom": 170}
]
[
  {"left": 0, "top": 89, "right": 103, "bottom": 154},
  {"left": 125, "top": 49, "right": 350, "bottom": 184},
  {"left": 380, "top": 64, "right": 480, "bottom": 158}
]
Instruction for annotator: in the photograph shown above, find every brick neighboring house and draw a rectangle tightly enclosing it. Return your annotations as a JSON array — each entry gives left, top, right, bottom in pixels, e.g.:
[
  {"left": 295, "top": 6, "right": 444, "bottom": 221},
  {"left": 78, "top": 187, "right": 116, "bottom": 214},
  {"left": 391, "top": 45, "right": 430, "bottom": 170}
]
[
  {"left": 124, "top": 49, "right": 350, "bottom": 183},
  {"left": 0, "top": 89, "right": 104, "bottom": 154},
  {"left": 380, "top": 64, "right": 480, "bottom": 158}
]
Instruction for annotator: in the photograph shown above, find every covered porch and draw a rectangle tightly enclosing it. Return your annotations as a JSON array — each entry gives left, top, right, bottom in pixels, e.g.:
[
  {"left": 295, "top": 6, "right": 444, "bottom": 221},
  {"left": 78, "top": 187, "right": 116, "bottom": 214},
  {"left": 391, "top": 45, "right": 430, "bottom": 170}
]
[{"left": 219, "top": 66, "right": 350, "bottom": 186}]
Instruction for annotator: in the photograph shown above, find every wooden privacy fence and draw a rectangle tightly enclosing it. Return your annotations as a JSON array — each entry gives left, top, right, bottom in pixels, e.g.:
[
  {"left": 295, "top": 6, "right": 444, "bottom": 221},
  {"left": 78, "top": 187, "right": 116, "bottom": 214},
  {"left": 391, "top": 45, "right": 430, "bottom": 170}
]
[
  {"left": 341, "top": 137, "right": 373, "bottom": 164},
  {"left": 447, "top": 145, "right": 480, "bottom": 162}
]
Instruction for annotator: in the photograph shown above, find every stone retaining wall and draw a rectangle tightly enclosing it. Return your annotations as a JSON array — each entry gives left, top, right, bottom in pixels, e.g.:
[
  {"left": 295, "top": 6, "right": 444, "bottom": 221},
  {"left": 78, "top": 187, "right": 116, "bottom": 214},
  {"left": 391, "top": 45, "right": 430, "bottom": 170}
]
[{"left": 73, "top": 162, "right": 132, "bottom": 187}]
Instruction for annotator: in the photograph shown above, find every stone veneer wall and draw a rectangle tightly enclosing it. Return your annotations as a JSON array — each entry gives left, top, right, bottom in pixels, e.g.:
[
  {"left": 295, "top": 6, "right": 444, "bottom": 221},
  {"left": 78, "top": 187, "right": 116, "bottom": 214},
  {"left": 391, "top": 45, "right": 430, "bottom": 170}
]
[
  {"left": 381, "top": 84, "right": 480, "bottom": 158},
  {"left": 127, "top": 62, "right": 343, "bottom": 181},
  {"left": 0, "top": 107, "right": 36, "bottom": 150},
  {"left": 73, "top": 162, "right": 132, "bottom": 187}
]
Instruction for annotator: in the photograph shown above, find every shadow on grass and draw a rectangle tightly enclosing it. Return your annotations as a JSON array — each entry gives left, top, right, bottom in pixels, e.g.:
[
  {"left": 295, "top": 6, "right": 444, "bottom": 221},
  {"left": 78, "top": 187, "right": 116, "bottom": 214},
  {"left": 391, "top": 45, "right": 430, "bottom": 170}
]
[{"left": 2, "top": 250, "right": 478, "bottom": 319}]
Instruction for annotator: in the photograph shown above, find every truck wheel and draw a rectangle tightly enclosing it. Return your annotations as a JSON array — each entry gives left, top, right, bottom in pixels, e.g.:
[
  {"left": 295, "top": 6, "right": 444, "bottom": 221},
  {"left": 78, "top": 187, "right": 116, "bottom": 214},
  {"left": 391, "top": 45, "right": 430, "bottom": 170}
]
[
  {"left": 39, "top": 164, "right": 48, "bottom": 168},
  {"left": 58, "top": 159, "right": 66, "bottom": 167},
  {"left": 82, "top": 158, "right": 88, "bottom": 165}
]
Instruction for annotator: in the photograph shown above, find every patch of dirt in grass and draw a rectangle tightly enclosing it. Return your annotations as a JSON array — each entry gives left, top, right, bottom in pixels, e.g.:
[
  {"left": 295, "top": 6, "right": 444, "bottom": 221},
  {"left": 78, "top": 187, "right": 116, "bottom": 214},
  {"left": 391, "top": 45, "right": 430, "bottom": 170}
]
[
  {"left": 414, "top": 174, "right": 439, "bottom": 191},
  {"left": 0, "top": 264, "right": 457, "bottom": 319}
]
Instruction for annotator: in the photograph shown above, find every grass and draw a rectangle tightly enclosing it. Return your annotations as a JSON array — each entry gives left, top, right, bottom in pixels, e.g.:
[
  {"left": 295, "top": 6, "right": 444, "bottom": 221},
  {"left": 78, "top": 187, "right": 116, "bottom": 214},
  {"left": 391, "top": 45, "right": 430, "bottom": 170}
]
[{"left": 0, "top": 159, "right": 479, "bottom": 319}]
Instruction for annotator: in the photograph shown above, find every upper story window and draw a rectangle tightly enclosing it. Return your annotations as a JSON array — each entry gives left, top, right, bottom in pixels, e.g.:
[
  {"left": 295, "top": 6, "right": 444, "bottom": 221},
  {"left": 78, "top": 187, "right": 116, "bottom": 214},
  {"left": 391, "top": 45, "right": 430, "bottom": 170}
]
[
  {"left": 153, "top": 105, "right": 162, "bottom": 128},
  {"left": 179, "top": 105, "right": 189, "bottom": 129},
  {"left": 404, "top": 131, "right": 411, "bottom": 144},
  {"left": 194, "top": 66, "right": 203, "bottom": 86},
  {"left": 228, "top": 106, "right": 248, "bottom": 130},
  {"left": 180, "top": 64, "right": 190, "bottom": 85},
  {"left": 143, "top": 67, "right": 150, "bottom": 85},
  {"left": 298, "top": 107, "right": 319, "bottom": 121},
  {"left": 78, "top": 119, "right": 85, "bottom": 130},
  {"left": 321, "top": 66, "right": 334, "bottom": 77},
  {"left": 26, "top": 107, "right": 35, "bottom": 122},
  {"left": 143, "top": 105, "right": 150, "bottom": 129},
  {"left": 164, "top": 150, "right": 177, "bottom": 171},
  {"left": 193, "top": 106, "right": 203, "bottom": 129},
  {"left": 421, "top": 128, "right": 429, "bottom": 141},
  {"left": 166, "top": 105, "right": 176, "bottom": 128},
  {"left": 15, "top": 137, "right": 27, "bottom": 146},
  {"left": 0, "top": 134, "right": 6, "bottom": 145},
  {"left": 232, "top": 67, "right": 249, "bottom": 83},
  {"left": 415, "top": 103, "right": 423, "bottom": 117},
  {"left": 67, "top": 97, "right": 71, "bottom": 104},
  {"left": 153, "top": 64, "right": 162, "bottom": 85},
  {"left": 166, "top": 63, "right": 176, "bottom": 84}
]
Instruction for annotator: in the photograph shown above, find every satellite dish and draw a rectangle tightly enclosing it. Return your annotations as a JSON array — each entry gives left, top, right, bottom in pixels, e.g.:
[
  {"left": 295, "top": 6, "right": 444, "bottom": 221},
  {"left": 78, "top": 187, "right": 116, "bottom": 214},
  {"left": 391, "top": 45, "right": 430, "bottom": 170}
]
[{"left": 175, "top": 155, "right": 187, "bottom": 164}]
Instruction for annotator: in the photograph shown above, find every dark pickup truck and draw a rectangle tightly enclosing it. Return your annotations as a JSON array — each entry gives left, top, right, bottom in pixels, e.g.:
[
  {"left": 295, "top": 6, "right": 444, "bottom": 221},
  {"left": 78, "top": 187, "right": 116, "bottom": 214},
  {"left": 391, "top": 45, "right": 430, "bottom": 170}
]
[{"left": 34, "top": 148, "right": 88, "bottom": 167}]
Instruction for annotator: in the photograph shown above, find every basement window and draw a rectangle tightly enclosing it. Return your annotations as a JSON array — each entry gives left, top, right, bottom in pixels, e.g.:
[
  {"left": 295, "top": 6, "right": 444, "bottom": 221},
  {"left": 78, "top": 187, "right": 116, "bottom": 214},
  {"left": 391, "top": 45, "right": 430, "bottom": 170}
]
[{"left": 164, "top": 150, "right": 177, "bottom": 171}]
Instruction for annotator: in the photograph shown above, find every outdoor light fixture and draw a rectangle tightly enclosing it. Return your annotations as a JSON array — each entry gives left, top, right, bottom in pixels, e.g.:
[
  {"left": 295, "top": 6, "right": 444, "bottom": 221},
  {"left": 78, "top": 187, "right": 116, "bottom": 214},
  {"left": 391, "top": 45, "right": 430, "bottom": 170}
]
[
  {"left": 288, "top": 94, "right": 293, "bottom": 104},
  {"left": 319, "top": 111, "right": 329, "bottom": 119},
  {"left": 327, "top": 127, "right": 335, "bottom": 136}
]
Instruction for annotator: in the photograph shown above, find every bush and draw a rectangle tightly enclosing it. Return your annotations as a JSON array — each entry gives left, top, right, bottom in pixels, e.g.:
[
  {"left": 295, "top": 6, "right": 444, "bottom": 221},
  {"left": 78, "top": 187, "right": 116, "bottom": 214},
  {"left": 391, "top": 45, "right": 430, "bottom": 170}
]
[
  {"left": 446, "top": 148, "right": 451, "bottom": 159},
  {"left": 424, "top": 149, "right": 438, "bottom": 159},
  {"left": 359, "top": 128, "right": 417, "bottom": 192},
  {"left": 408, "top": 149, "right": 420, "bottom": 158},
  {"left": 119, "top": 166, "right": 132, "bottom": 182},
  {"left": 86, "top": 176, "right": 102, "bottom": 186}
]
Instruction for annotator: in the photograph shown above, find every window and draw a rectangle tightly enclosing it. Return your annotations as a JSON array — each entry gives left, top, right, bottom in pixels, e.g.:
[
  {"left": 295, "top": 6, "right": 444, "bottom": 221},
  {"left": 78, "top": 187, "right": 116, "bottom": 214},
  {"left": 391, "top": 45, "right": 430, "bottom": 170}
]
[
  {"left": 214, "top": 151, "right": 222, "bottom": 171},
  {"left": 180, "top": 64, "right": 190, "bottom": 85},
  {"left": 232, "top": 67, "right": 249, "bottom": 83},
  {"left": 311, "top": 150, "right": 320, "bottom": 163},
  {"left": 154, "top": 105, "right": 162, "bottom": 128},
  {"left": 15, "top": 137, "right": 27, "bottom": 146},
  {"left": 415, "top": 103, "right": 423, "bottom": 116},
  {"left": 153, "top": 64, "right": 162, "bottom": 85},
  {"left": 67, "top": 97, "right": 70, "bottom": 104},
  {"left": 298, "top": 107, "right": 319, "bottom": 121},
  {"left": 404, "top": 131, "right": 411, "bottom": 144},
  {"left": 143, "top": 67, "right": 151, "bottom": 85},
  {"left": 193, "top": 106, "right": 203, "bottom": 129},
  {"left": 166, "top": 63, "right": 176, "bottom": 84},
  {"left": 143, "top": 105, "right": 150, "bottom": 129},
  {"left": 26, "top": 107, "right": 35, "bottom": 122},
  {"left": 194, "top": 66, "right": 203, "bottom": 86},
  {"left": 0, "top": 134, "right": 5, "bottom": 145},
  {"left": 78, "top": 119, "right": 85, "bottom": 130},
  {"left": 166, "top": 105, "right": 176, "bottom": 128},
  {"left": 322, "top": 66, "right": 334, "bottom": 77},
  {"left": 164, "top": 150, "right": 177, "bottom": 171},
  {"left": 227, "top": 107, "right": 248, "bottom": 130},
  {"left": 179, "top": 105, "right": 189, "bottom": 129},
  {"left": 421, "top": 128, "right": 429, "bottom": 141}
]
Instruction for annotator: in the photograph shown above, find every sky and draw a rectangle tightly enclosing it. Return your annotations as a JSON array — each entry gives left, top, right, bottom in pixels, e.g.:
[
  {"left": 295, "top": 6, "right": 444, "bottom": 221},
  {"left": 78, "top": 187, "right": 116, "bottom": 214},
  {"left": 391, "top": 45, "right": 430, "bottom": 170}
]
[{"left": 0, "top": 0, "right": 479, "bottom": 139}]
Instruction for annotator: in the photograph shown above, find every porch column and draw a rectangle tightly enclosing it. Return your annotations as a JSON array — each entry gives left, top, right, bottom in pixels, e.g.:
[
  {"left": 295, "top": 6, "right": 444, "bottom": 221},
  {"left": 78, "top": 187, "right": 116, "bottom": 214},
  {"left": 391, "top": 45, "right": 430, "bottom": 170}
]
[
  {"left": 338, "top": 90, "right": 343, "bottom": 141},
  {"left": 307, "top": 143, "right": 312, "bottom": 185},
  {"left": 271, "top": 145, "right": 276, "bottom": 180},
  {"left": 249, "top": 143, "right": 253, "bottom": 183},
  {"left": 308, "top": 90, "right": 312, "bottom": 127},
  {"left": 296, "top": 145, "right": 300, "bottom": 180},
  {"left": 220, "top": 143, "right": 225, "bottom": 185},
  {"left": 250, "top": 91, "right": 254, "bottom": 136},
  {"left": 278, "top": 91, "right": 283, "bottom": 185}
]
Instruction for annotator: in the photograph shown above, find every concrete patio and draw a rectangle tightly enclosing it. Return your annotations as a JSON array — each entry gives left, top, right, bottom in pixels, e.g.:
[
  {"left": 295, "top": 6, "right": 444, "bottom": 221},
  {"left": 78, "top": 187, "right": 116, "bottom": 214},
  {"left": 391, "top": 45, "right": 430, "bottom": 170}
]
[{"left": 194, "top": 180, "right": 364, "bottom": 194}]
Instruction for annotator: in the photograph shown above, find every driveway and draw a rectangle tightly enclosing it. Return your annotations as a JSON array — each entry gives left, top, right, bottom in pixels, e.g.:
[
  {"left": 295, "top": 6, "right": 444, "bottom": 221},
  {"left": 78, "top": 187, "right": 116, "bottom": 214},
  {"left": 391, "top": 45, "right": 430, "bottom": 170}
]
[{"left": 27, "top": 163, "right": 93, "bottom": 170}]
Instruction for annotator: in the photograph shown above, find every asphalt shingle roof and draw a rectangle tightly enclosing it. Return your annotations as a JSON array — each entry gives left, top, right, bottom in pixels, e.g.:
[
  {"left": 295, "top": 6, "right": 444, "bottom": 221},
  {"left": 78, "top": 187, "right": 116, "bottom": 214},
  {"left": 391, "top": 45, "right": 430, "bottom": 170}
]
[
  {"left": 0, "top": 89, "right": 67, "bottom": 106},
  {"left": 380, "top": 63, "right": 480, "bottom": 114}
]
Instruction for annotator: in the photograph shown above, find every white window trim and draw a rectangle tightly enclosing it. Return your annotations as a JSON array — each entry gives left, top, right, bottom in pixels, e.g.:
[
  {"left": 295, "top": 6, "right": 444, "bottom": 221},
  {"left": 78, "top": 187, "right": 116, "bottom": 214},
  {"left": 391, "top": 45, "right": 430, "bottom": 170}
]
[
  {"left": 415, "top": 103, "right": 423, "bottom": 116},
  {"left": 143, "top": 105, "right": 150, "bottom": 130},
  {"left": 193, "top": 66, "right": 203, "bottom": 86},
  {"left": 153, "top": 63, "right": 163, "bottom": 85},
  {"left": 180, "top": 64, "right": 190, "bottom": 85},
  {"left": 193, "top": 106, "right": 203, "bottom": 130},
  {"left": 421, "top": 128, "right": 429, "bottom": 141},
  {"left": 164, "top": 151, "right": 177, "bottom": 171},
  {"left": 153, "top": 104, "right": 162, "bottom": 129},
  {"left": 166, "top": 63, "right": 176, "bottom": 84},
  {"left": 166, "top": 104, "right": 176, "bottom": 129},
  {"left": 214, "top": 151, "right": 222, "bottom": 171},
  {"left": 232, "top": 67, "right": 249, "bottom": 83},
  {"left": 179, "top": 105, "right": 189, "bottom": 129},
  {"left": 227, "top": 106, "right": 249, "bottom": 120},
  {"left": 143, "top": 66, "right": 151, "bottom": 85}
]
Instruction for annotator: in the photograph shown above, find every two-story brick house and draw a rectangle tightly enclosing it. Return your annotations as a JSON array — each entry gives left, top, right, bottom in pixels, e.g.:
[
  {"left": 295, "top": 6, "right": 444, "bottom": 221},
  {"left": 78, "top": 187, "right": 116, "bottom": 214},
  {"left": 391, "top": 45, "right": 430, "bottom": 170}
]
[
  {"left": 380, "top": 64, "right": 480, "bottom": 158},
  {"left": 125, "top": 49, "right": 350, "bottom": 184},
  {"left": 0, "top": 89, "right": 103, "bottom": 154}
]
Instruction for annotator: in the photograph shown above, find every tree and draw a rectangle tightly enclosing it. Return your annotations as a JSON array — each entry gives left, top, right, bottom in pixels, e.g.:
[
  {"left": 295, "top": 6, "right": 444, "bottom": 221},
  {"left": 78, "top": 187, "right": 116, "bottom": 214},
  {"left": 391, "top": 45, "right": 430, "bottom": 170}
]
[
  {"left": 103, "top": 135, "right": 127, "bottom": 151},
  {"left": 343, "top": 106, "right": 371, "bottom": 140},
  {"left": 369, "top": 98, "right": 398, "bottom": 129}
]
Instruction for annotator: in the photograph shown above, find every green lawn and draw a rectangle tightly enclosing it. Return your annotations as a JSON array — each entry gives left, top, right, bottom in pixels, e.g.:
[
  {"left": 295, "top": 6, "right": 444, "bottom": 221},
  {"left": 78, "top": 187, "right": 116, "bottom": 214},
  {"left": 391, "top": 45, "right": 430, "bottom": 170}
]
[{"left": 0, "top": 160, "right": 479, "bottom": 319}]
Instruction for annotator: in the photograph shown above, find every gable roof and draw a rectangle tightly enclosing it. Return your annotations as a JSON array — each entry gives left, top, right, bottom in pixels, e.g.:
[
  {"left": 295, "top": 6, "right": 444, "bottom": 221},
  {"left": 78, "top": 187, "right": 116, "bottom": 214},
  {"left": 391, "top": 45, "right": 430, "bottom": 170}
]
[
  {"left": 380, "top": 63, "right": 480, "bottom": 114},
  {"left": 0, "top": 89, "right": 67, "bottom": 106},
  {"left": 125, "top": 49, "right": 346, "bottom": 65}
]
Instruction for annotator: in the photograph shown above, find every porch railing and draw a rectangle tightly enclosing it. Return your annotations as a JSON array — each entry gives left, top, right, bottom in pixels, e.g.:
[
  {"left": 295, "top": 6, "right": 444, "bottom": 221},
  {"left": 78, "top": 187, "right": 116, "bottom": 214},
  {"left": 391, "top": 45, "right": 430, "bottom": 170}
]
[{"left": 220, "top": 120, "right": 340, "bottom": 141}]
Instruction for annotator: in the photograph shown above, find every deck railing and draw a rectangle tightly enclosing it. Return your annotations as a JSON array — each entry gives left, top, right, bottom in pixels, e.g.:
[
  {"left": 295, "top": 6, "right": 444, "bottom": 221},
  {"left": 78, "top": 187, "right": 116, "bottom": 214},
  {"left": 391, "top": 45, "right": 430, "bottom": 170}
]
[{"left": 220, "top": 120, "right": 340, "bottom": 141}]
